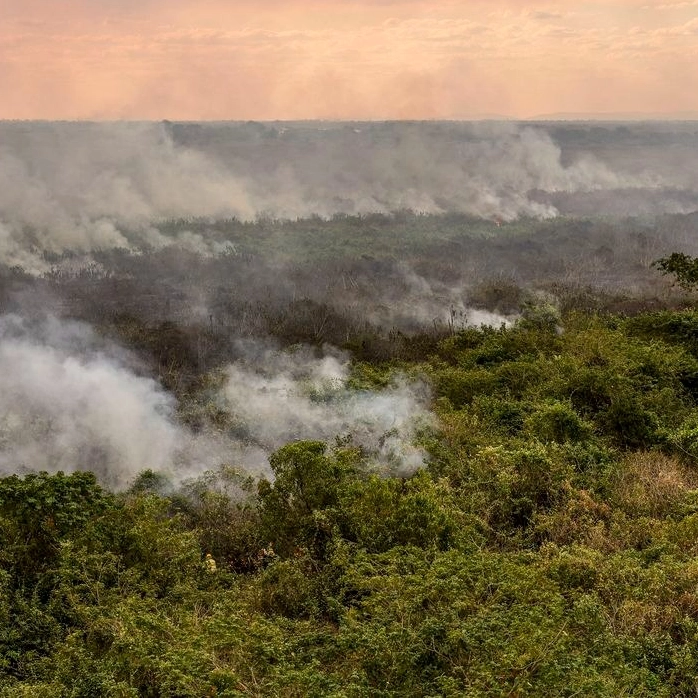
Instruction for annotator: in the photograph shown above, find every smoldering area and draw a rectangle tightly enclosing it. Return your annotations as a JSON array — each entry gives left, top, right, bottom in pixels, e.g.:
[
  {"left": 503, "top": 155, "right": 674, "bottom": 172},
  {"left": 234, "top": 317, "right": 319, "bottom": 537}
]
[{"left": 1, "top": 120, "right": 698, "bottom": 489}]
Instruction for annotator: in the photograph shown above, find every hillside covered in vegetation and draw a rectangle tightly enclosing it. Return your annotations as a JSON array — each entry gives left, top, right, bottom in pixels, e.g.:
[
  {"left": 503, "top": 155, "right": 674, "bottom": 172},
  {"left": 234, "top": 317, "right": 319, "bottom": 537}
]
[
  {"left": 4, "top": 121, "right": 698, "bottom": 695},
  {"left": 6, "top": 290, "right": 698, "bottom": 695}
]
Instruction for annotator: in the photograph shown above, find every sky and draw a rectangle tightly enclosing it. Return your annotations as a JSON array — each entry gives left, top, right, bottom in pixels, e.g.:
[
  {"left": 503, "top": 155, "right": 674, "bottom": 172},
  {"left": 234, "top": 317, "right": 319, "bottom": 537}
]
[{"left": 1, "top": 0, "right": 697, "bottom": 120}]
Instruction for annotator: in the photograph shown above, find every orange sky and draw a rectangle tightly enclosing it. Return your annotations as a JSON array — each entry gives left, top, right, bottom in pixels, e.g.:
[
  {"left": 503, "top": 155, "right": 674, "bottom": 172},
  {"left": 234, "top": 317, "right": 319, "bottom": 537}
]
[{"left": 1, "top": 0, "right": 697, "bottom": 119}]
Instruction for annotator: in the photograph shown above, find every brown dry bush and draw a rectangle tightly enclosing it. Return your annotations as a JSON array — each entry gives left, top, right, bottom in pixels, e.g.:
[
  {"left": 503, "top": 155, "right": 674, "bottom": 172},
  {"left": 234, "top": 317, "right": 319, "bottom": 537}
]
[
  {"left": 612, "top": 451, "right": 698, "bottom": 519},
  {"left": 534, "top": 488, "right": 614, "bottom": 550}
]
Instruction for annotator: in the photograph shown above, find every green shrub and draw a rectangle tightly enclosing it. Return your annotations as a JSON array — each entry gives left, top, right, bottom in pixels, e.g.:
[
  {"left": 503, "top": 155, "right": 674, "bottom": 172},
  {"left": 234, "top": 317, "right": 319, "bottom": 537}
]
[
  {"left": 431, "top": 367, "right": 497, "bottom": 408},
  {"left": 339, "top": 471, "right": 463, "bottom": 553},
  {"left": 601, "top": 396, "right": 659, "bottom": 449},
  {"left": 667, "top": 416, "right": 698, "bottom": 464},
  {"left": 472, "top": 395, "right": 527, "bottom": 435},
  {"left": 525, "top": 400, "right": 594, "bottom": 444},
  {"left": 258, "top": 441, "right": 359, "bottom": 558},
  {"left": 257, "top": 558, "right": 321, "bottom": 619}
]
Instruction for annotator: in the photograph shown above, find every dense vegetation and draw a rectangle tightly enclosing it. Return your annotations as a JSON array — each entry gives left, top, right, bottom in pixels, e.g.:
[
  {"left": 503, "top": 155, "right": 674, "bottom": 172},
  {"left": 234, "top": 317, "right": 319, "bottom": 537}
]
[
  {"left": 7, "top": 287, "right": 698, "bottom": 694},
  {"left": 4, "top": 120, "right": 698, "bottom": 695},
  {"left": 2, "top": 209, "right": 698, "bottom": 696}
]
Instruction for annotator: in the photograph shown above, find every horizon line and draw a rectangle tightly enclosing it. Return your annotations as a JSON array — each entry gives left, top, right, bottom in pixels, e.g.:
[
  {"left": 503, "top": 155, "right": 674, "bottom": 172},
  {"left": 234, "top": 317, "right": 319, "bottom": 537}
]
[{"left": 2, "top": 115, "right": 698, "bottom": 124}]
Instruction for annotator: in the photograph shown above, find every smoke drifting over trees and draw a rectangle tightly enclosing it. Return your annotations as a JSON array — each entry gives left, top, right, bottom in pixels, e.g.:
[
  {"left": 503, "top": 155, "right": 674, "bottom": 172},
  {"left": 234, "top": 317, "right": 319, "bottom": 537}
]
[
  {"left": 9, "top": 121, "right": 698, "bottom": 696},
  {"left": 0, "top": 315, "right": 431, "bottom": 487},
  {"left": 0, "top": 315, "right": 181, "bottom": 488},
  {"left": 221, "top": 343, "right": 431, "bottom": 472},
  {"left": 1, "top": 120, "right": 698, "bottom": 487},
  {"left": 2, "top": 121, "right": 698, "bottom": 271}
]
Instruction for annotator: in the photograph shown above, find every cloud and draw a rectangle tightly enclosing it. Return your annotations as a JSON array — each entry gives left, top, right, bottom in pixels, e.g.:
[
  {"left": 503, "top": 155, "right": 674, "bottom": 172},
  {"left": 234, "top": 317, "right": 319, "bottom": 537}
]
[
  {"left": 647, "top": 0, "right": 698, "bottom": 9},
  {"left": 528, "top": 10, "right": 566, "bottom": 20}
]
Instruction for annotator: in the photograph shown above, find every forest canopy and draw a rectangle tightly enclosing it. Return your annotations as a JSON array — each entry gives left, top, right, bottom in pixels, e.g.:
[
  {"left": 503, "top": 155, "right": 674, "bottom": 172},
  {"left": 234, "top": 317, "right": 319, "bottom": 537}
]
[
  {"left": 5, "top": 292, "right": 698, "bottom": 695},
  {"left": 4, "top": 121, "right": 698, "bottom": 695}
]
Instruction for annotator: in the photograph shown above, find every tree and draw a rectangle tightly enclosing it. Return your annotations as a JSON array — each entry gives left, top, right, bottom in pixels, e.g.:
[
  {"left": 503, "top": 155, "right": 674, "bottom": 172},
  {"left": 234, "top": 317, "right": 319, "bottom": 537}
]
[
  {"left": 258, "top": 440, "right": 358, "bottom": 558},
  {"left": 653, "top": 252, "right": 698, "bottom": 290},
  {"left": 0, "top": 471, "right": 113, "bottom": 582}
]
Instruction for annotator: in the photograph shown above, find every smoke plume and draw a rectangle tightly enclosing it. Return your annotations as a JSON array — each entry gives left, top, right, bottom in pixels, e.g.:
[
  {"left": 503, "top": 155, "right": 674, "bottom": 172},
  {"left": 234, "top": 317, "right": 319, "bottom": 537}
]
[
  {"left": 0, "top": 315, "right": 183, "bottom": 488},
  {"left": 221, "top": 342, "right": 433, "bottom": 475},
  {"left": 1, "top": 121, "right": 689, "bottom": 271},
  {"left": 0, "top": 315, "right": 433, "bottom": 486}
]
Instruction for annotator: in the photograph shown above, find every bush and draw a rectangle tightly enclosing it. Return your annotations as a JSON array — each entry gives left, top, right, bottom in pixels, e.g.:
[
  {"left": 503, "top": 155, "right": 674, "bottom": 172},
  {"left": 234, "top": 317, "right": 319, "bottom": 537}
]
[
  {"left": 257, "top": 558, "right": 321, "bottom": 619},
  {"left": 258, "top": 441, "right": 359, "bottom": 558},
  {"left": 339, "top": 471, "right": 463, "bottom": 553},
  {"left": 525, "top": 400, "right": 594, "bottom": 444},
  {"left": 667, "top": 416, "right": 698, "bottom": 464},
  {"left": 601, "top": 396, "right": 659, "bottom": 449}
]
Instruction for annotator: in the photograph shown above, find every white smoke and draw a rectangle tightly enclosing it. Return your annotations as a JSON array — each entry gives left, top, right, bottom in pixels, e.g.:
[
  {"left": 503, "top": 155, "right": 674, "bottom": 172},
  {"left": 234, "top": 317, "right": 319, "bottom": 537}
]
[
  {"left": 0, "top": 122, "right": 256, "bottom": 271},
  {"left": 0, "top": 314, "right": 183, "bottom": 488},
  {"left": 0, "top": 316, "right": 433, "bottom": 486},
  {"left": 0, "top": 121, "right": 673, "bottom": 271},
  {"left": 362, "top": 265, "right": 516, "bottom": 330},
  {"left": 221, "top": 342, "right": 433, "bottom": 474}
]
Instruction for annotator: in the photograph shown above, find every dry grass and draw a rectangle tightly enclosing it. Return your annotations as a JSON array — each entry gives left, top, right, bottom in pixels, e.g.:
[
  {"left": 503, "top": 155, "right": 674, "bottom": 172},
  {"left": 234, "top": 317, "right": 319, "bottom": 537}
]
[
  {"left": 613, "top": 451, "right": 698, "bottom": 518},
  {"left": 536, "top": 451, "right": 698, "bottom": 551}
]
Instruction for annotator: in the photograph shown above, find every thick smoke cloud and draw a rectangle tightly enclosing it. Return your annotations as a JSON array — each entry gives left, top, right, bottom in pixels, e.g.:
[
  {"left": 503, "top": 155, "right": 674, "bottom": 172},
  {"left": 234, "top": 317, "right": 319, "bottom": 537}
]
[
  {"left": 0, "top": 123, "right": 249, "bottom": 271},
  {"left": 0, "top": 315, "right": 433, "bottom": 487},
  {"left": 1, "top": 121, "right": 690, "bottom": 271},
  {"left": 0, "top": 315, "right": 183, "bottom": 488}
]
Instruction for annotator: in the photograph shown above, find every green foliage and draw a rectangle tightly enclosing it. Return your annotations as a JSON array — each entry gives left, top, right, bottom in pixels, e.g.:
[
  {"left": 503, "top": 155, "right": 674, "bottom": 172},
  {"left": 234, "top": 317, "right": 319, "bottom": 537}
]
[
  {"left": 0, "top": 471, "right": 114, "bottom": 581},
  {"left": 10, "top": 306, "right": 698, "bottom": 694},
  {"left": 258, "top": 440, "right": 358, "bottom": 558},
  {"left": 667, "top": 416, "right": 698, "bottom": 463},
  {"left": 654, "top": 252, "right": 698, "bottom": 290},
  {"left": 172, "top": 467, "right": 263, "bottom": 572},
  {"left": 525, "top": 400, "right": 594, "bottom": 444},
  {"left": 520, "top": 295, "right": 562, "bottom": 332},
  {"left": 601, "top": 395, "right": 659, "bottom": 449},
  {"left": 339, "top": 471, "right": 464, "bottom": 553}
]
